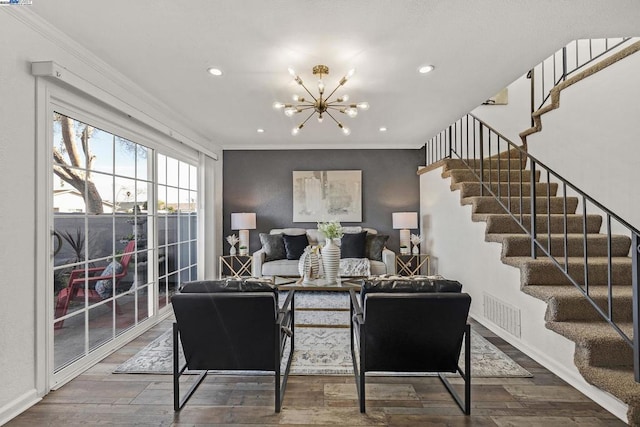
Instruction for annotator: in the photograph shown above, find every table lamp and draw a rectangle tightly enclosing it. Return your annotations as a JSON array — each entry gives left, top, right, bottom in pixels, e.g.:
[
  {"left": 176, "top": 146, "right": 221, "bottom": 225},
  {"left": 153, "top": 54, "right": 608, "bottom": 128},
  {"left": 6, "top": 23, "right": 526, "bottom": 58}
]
[
  {"left": 231, "top": 212, "right": 256, "bottom": 256},
  {"left": 392, "top": 212, "right": 417, "bottom": 255}
]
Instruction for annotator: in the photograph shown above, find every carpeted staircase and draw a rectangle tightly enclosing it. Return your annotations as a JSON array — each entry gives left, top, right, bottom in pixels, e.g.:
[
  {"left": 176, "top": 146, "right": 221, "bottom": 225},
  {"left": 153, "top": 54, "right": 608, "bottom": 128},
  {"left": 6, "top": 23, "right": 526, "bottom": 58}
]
[{"left": 441, "top": 151, "right": 640, "bottom": 424}]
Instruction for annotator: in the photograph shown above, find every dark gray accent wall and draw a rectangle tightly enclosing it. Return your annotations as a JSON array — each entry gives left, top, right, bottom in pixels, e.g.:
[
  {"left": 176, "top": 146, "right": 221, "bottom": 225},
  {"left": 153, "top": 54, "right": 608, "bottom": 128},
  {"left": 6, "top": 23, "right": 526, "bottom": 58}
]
[{"left": 223, "top": 148, "right": 424, "bottom": 254}]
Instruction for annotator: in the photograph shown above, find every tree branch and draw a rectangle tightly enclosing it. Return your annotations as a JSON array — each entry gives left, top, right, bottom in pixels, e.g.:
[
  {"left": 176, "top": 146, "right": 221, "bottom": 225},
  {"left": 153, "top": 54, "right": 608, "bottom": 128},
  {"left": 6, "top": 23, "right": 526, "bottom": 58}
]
[{"left": 60, "top": 115, "right": 83, "bottom": 168}]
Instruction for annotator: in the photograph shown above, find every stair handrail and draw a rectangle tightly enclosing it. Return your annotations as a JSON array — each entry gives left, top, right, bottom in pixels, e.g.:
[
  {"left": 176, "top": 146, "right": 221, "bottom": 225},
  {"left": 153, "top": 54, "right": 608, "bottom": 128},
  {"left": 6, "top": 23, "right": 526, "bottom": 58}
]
[
  {"left": 528, "top": 37, "right": 632, "bottom": 125},
  {"left": 425, "top": 113, "right": 640, "bottom": 381}
]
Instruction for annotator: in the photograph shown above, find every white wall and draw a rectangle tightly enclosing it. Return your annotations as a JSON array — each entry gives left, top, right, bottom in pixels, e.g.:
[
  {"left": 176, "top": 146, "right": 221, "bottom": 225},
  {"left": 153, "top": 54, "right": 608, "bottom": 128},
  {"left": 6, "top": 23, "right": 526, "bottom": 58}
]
[
  {"left": 0, "top": 10, "right": 47, "bottom": 420},
  {"left": 0, "top": 9, "right": 220, "bottom": 423},
  {"left": 471, "top": 73, "right": 532, "bottom": 145},
  {"left": 526, "top": 50, "right": 640, "bottom": 230}
]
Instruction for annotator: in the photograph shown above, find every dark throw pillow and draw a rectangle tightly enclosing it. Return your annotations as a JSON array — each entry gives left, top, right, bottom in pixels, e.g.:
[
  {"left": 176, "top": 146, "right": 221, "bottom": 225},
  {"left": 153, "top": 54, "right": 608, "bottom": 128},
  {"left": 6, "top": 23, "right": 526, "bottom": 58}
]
[
  {"left": 282, "top": 233, "right": 309, "bottom": 260},
  {"left": 340, "top": 231, "right": 367, "bottom": 258},
  {"left": 259, "top": 233, "right": 286, "bottom": 262},
  {"left": 365, "top": 234, "right": 389, "bottom": 261}
]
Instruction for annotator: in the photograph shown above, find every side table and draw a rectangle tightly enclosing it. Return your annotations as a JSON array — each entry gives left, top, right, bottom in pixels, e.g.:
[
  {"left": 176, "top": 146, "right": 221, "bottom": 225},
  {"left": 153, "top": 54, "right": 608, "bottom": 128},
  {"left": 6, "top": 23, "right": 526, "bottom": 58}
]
[
  {"left": 395, "top": 254, "right": 430, "bottom": 276},
  {"left": 219, "top": 255, "right": 252, "bottom": 278}
]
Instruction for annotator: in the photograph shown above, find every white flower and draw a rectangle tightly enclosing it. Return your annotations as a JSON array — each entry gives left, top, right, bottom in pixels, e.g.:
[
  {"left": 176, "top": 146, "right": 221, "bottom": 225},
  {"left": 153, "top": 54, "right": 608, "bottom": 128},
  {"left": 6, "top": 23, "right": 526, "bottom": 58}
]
[
  {"left": 317, "top": 220, "right": 344, "bottom": 239},
  {"left": 226, "top": 234, "right": 239, "bottom": 246},
  {"left": 410, "top": 234, "right": 422, "bottom": 245}
]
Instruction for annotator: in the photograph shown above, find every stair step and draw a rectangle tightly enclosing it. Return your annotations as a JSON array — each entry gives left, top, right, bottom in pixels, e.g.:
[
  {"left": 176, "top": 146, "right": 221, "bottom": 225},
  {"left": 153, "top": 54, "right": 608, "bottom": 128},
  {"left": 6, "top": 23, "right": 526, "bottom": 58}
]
[
  {"left": 478, "top": 213, "right": 603, "bottom": 234},
  {"left": 444, "top": 158, "right": 528, "bottom": 171},
  {"left": 569, "top": 365, "right": 640, "bottom": 421},
  {"left": 490, "top": 233, "right": 631, "bottom": 257},
  {"left": 445, "top": 169, "right": 540, "bottom": 184},
  {"left": 504, "top": 256, "right": 632, "bottom": 286},
  {"left": 547, "top": 321, "right": 633, "bottom": 368},
  {"left": 523, "top": 285, "right": 634, "bottom": 322},
  {"left": 454, "top": 181, "right": 558, "bottom": 198},
  {"left": 463, "top": 196, "right": 579, "bottom": 215}
]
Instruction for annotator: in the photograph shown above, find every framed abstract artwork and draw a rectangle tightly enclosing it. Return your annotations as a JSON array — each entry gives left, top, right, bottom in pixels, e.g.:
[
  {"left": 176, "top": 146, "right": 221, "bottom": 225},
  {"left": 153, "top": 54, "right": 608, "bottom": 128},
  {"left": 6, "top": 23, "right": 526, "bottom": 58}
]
[{"left": 292, "top": 170, "right": 362, "bottom": 222}]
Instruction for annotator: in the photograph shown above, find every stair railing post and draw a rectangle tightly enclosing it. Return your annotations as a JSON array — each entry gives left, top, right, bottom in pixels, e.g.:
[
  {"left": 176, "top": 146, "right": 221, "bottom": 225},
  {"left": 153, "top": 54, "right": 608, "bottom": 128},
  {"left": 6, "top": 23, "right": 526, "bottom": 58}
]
[
  {"left": 530, "top": 162, "right": 537, "bottom": 259},
  {"left": 479, "top": 122, "right": 484, "bottom": 197},
  {"left": 448, "top": 126, "right": 453, "bottom": 159},
  {"left": 562, "top": 47, "right": 568, "bottom": 82},
  {"left": 633, "top": 233, "right": 640, "bottom": 381},
  {"left": 527, "top": 69, "right": 535, "bottom": 127}
]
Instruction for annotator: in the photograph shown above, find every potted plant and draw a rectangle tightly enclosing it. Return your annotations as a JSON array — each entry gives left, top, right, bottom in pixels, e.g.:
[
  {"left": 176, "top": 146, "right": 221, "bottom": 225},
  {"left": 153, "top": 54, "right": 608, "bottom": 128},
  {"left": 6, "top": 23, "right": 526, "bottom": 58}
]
[{"left": 317, "top": 220, "right": 343, "bottom": 284}]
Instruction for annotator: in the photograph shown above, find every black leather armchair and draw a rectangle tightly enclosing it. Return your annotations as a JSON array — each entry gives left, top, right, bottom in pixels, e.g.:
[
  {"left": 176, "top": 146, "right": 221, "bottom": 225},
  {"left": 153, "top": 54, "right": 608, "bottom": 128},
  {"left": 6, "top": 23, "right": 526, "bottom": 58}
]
[
  {"left": 171, "top": 279, "right": 294, "bottom": 412},
  {"left": 349, "top": 278, "right": 472, "bottom": 414}
]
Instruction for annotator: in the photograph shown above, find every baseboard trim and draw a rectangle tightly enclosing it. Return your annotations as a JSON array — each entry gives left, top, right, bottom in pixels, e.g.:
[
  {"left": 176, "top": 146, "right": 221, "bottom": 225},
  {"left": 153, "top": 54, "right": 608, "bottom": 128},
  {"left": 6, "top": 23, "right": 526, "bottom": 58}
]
[
  {"left": 0, "top": 389, "right": 41, "bottom": 426},
  {"left": 470, "top": 312, "right": 629, "bottom": 424}
]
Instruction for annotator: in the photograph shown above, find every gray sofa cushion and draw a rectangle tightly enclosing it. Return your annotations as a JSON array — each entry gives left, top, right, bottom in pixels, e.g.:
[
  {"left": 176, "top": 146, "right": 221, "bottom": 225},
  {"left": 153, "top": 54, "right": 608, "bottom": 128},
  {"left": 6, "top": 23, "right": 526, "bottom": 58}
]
[
  {"left": 369, "top": 260, "right": 387, "bottom": 276},
  {"left": 262, "top": 259, "right": 301, "bottom": 277},
  {"left": 365, "top": 234, "right": 389, "bottom": 262},
  {"left": 259, "top": 233, "right": 286, "bottom": 261}
]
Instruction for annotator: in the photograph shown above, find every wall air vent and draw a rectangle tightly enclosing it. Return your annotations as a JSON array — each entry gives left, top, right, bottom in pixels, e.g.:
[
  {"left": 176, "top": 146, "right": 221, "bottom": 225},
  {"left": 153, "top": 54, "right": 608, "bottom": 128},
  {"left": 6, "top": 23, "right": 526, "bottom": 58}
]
[{"left": 483, "top": 293, "right": 521, "bottom": 338}]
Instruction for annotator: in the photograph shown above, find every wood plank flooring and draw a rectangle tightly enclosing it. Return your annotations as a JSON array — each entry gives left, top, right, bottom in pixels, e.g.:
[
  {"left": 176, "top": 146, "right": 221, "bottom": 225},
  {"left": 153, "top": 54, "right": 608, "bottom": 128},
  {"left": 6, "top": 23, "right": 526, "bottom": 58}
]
[{"left": 7, "top": 319, "right": 626, "bottom": 426}]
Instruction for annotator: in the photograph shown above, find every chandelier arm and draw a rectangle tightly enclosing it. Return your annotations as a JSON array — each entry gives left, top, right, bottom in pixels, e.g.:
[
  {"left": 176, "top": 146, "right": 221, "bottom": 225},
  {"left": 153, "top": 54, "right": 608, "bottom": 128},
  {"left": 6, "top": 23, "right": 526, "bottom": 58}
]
[
  {"left": 326, "top": 105, "right": 348, "bottom": 111},
  {"left": 324, "top": 110, "right": 342, "bottom": 126},
  {"left": 299, "top": 82, "right": 318, "bottom": 102},
  {"left": 323, "top": 83, "right": 344, "bottom": 102},
  {"left": 299, "top": 111, "right": 317, "bottom": 127}
]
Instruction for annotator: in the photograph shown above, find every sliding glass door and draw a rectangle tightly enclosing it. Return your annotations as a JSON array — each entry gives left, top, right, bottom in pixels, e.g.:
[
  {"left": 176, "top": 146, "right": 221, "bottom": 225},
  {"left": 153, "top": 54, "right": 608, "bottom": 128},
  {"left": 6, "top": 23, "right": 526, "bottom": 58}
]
[{"left": 51, "top": 112, "right": 197, "bottom": 373}]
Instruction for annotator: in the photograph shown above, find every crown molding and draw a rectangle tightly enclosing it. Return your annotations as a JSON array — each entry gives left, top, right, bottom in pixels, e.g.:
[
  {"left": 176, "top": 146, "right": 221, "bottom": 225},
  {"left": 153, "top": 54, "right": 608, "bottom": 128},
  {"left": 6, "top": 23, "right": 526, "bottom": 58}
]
[{"left": 4, "top": 7, "right": 221, "bottom": 157}]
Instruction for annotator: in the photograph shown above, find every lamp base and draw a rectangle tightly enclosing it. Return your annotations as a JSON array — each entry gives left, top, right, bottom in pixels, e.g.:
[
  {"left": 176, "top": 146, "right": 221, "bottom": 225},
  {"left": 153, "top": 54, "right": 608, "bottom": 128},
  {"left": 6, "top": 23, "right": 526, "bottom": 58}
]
[
  {"left": 399, "top": 229, "right": 410, "bottom": 255},
  {"left": 239, "top": 229, "right": 249, "bottom": 256}
]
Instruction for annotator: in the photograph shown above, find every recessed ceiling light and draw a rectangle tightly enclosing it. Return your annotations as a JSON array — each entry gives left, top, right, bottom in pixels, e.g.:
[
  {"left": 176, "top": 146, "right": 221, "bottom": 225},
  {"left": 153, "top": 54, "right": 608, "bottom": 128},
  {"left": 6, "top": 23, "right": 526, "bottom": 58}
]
[
  {"left": 257, "top": 128, "right": 265, "bottom": 133},
  {"left": 418, "top": 65, "right": 434, "bottom": 74},
  {"left": 207, "top": 67, "right": 223, "bottom": 76},
  {"left": 379, "top": 127, "right": 387, "bottom": 132}
]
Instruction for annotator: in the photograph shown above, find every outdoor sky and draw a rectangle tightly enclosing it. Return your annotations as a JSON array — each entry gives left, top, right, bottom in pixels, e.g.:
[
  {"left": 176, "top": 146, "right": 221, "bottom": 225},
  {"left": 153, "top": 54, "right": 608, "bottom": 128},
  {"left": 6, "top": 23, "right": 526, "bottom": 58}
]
[{"left": 53, "top": 115, "right": 197, "bottom": 209}]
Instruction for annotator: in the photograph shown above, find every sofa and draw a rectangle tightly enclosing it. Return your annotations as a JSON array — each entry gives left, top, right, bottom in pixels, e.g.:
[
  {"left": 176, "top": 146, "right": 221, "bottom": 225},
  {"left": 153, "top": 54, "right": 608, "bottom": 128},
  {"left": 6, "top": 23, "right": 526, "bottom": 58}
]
[{"left": 252, "top": 227, "right": 395, "bottom": 278}]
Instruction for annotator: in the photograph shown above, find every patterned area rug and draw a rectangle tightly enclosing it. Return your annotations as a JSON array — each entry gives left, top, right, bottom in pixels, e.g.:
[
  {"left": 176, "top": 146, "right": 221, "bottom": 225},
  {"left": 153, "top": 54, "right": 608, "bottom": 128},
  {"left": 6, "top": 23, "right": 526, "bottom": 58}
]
[{"left": 115, "top": 314, "right": 531, "bottom": 378}]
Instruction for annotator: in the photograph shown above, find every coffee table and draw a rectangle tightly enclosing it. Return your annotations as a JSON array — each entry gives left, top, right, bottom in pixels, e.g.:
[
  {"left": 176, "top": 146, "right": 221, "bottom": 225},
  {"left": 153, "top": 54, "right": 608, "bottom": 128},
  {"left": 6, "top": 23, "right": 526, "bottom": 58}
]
[
  {"left": 277, "top": 277, "right": 361, "bottom": 329},
  {"left": 277, "top": 276, "right": 362, "bottom": 292}
]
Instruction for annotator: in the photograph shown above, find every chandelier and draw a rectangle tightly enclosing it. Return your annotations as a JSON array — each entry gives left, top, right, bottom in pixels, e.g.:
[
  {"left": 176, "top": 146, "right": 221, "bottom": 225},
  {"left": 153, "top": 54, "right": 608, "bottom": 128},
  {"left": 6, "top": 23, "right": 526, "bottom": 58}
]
[{"left": 273, "top": 65, "right": 369, "bottom": 136}]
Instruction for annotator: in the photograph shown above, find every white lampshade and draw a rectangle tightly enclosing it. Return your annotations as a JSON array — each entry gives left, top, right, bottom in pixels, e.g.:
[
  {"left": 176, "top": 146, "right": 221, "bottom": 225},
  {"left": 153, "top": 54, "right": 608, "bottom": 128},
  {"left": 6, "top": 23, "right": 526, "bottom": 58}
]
[
  {"left": 231, "top": 213, "right": 256, "bottom": 230},
  {"left": 392, "top": 212, "right": 417, "bottom": 255},
  {"left": 392, "top": 212, "right": 418, "bottom": 230}
]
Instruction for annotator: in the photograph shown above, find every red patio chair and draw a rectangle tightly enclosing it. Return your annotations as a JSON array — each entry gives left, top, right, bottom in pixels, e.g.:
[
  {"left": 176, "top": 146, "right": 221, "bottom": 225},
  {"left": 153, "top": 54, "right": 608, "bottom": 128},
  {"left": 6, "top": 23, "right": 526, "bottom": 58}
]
[{"left": 54, "top": 240, "right": 136, "bottom": 329}]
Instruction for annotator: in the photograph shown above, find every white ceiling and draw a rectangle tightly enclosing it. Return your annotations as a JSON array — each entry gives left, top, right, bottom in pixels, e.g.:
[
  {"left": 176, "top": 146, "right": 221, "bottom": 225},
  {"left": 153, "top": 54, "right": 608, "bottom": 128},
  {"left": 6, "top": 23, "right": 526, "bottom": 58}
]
[{"left": 28, "top": 1, "right": 640, "bottom": 151}]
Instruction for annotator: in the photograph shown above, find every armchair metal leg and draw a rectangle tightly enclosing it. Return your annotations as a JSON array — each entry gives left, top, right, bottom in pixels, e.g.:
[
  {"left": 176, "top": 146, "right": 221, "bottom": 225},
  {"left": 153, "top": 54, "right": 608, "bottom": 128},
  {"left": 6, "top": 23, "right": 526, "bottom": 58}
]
[
  {"left": 349, "top": 291, "right": 368, "bottom": 413},
  {"left": 275, "top": 295, "right": 295, "bottom": 413},
  {"left": 350, "top": 327, "right": 366, "bottom": 412},
  {"left": 173, "top": 323, "right": 208, "bottom": 411},
  {"left": 277, "top": 333, "right": 294, "bottom": 413},
  {"left": 438, "top": 323, "right": 471, "bottom": 415},
  {"left": 464, "top": 322, "right": 471, "bottom": 415}
]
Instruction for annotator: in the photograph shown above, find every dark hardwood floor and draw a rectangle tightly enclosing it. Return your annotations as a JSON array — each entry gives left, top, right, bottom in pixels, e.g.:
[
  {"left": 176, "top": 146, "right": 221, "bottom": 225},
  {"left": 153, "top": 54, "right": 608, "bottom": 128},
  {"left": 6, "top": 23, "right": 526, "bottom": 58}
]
[{"left": 7, "top": 318, "right": 626, "bottom": 426}]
